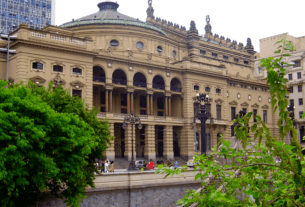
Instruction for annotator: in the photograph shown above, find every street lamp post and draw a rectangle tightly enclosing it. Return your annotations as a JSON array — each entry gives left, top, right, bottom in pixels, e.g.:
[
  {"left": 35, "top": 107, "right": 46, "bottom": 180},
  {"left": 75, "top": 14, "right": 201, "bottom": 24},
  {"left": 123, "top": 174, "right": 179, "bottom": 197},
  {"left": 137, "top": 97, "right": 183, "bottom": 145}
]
[
  {"left": 123, "top": 113, "right": 142, "bottom": 171},
  {"left": 196, "top": 93, "right": 214, "bottom": 155}
]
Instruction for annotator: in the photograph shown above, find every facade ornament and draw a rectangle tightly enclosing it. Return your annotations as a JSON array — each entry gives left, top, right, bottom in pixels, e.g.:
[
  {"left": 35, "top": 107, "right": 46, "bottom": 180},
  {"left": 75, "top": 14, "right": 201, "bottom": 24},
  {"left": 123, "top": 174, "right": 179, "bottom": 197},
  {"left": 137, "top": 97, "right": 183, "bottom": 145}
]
[
  {"left": 215, "top": 98, "right": 223, "bottom": 104},
  {"left": 258, "top": 96, "right": 262, "bottom": 102},
  {"left": 241, "top": 102, "right": 249, "bottom": 107},
  {"left": 128, "top": 50, "right": 133, "bottom": 59},
  {"left": 248, "top": 95, "right": 252, "bottom": 100},
  {"left": 268, "top": 97, "right": 271, "bottom": 103},
  {"left": 147, "top": 0, "right": 154, "bottom": 18},
  {"left": 251, "top": 103, "right": 259, "bottom": 108},
  {"left": 247, "top": 74, "right": 250, "bottom": 79},
  {"left": 52, "top": 73, "right": 66, "bottom": 87},
  {"left": 237, "top": 93, "right": 241, "bottom": 99},
  {"left": 107, "top": 46, "right": 113, "bottom": 56},
  {"left": 262, "top": 104, "right": 269, "bottom": 109},
  {"left": 204, "top": 15, "right": 212, "bottom": 36},
  {"left": 226, "top": 38, "right": 231, "bottom": 42},
  {"left": 29, "top": 76, "right": 46, "bottom": 87},
  {"left": 70, "top": 80, "right": 85, "bottom": 90},
  {"left": 229, "top": 100, "right": 238, "bottom": 105},
  {"left": 245, "top": 37, "right": 255, "bottom": 55},
  {"left": 166, "top": 56, "right": 170, "bottom": 64},
  {"left": 238, "top": 42, "right": 244, "bottom": 50},
  {"left": 236, "top": 72, "right": 239, "bottom": 78},
  {"left": 148, "top": 53, "right": 153, "bottom": 61},
  {"left": 189, "top": 21, "right": 197, "bottom": 32}
]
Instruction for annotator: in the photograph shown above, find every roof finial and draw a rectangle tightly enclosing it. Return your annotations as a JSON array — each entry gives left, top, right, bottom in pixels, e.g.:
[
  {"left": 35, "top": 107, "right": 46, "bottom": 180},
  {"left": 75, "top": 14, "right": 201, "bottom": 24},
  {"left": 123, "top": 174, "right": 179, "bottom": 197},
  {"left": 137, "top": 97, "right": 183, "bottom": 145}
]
[
  {"left": 206, "top": 15, "right": 210, "bottom": 24},
  {"left": 204, "top": 15, "right": 212, "bottom": 37},
  {"left": 147, "top": 0, "right": 154, "bottom": 19}
]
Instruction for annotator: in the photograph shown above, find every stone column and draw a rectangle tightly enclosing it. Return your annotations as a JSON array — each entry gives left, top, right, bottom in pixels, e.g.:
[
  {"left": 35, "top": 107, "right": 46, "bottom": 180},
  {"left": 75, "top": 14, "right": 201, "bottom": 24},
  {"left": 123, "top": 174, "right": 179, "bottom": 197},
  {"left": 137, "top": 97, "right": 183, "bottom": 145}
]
[
  {"left": 181, "top": 97, "right": 184, "bottom": 118},
  {"left": 145, "top": 125, "right": 156, "bottom": 161},
  {"left": 164, "top": 125, "right": 174, "bottom": 160},
  {"left": 147, "top": 94, "right": 150, "bottom": 115},
  {"left": 127, "top": 92, "right": 130, "bottom": 114},
  {"left": 105, "top": 90, "right": 109, "bottom": 112},
  {"left": 105, "top": 123, "right": 115, "bottom": 161},
  {"left": 165, "top": 96, "right": 168, "bottom": 116},
  {"left": 109, "top": 90, "right": 113, "bottom": 112},
  {"left": 125, "top": 124, "right": 136, "bottom": 161},
  {"left": 151, "top": 95, "right": 154, "bottom": 115},
  {"left": 131, "top": 92, "right": 134, "bottom": 113},
  {"left": 169, "top": 96, "right": 172, "bottom": 116}
]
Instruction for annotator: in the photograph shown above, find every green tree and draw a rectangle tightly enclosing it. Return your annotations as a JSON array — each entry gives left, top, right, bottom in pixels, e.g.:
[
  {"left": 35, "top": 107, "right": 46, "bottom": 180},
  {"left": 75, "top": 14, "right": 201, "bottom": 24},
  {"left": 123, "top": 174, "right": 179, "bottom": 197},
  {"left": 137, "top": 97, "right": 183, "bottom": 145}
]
[
  {"left": 0, "top": 81, "right": 112, "bottom": 207},
  {"left": 156, "top": 35, "right": 305, "bottom": 206}
]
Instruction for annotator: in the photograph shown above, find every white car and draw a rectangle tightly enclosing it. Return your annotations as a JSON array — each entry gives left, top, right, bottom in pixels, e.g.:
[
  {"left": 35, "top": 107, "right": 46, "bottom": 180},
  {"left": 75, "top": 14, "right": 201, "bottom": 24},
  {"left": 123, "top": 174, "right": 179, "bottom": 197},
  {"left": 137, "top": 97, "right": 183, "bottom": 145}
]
[{"left": 135, "top": 160, "right": 145, "bottom": 168}]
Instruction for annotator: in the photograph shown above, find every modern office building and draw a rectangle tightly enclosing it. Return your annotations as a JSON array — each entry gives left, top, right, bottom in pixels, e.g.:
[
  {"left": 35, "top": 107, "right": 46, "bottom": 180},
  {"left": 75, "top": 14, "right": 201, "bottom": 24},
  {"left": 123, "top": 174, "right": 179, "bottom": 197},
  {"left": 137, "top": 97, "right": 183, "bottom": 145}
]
[
  {"left": 0, "top": 1, "right": 278, "bottom": 161},
  {"left": 255, "top": 33, "right": 305, "bottom": 146},
  {"left": 0, "top": 0, "right": 55, "bottom": 34}
]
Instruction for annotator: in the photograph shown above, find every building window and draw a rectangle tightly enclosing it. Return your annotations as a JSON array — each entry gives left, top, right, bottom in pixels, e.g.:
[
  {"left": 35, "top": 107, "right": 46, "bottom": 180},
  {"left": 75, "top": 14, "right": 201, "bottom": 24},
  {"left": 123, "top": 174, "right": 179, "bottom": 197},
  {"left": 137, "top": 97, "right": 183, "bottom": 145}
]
[
  {"left": 298, "top": 85, "right": 302, "bottom": 92},
  {"left": 100, "top": 91, "right": 105, "bottom": 104},
  {"left": 299, "top": 98, "right": 303, "bottom": 105},
  {"left": 205, "top": 87, "right": 210, "bottom": 92},
  {"left": 72, "top": 68, "right": 82, "bottom": 75},
  {"left": 244, "top": 60, "right": 249, "bottom": 65},
  {"left": 234, "top": 58, "right": 239, "bottom": 63},
  {"left": 216, "top": 88, "right": 221, "bottom": 94},
  {"left": 206, "top": 104, "right": 211, "bottom": 113},
  {"left": 53, "top": 65, "right": 63, "bottom": 73},
  {"left": 223, "top": 55, "right": 228, "bottom": 60},
  {"left": 212, "top": 53, "right": 218, "bottom": 57},
  {"left": 253, "top": 109, "right": 257, "bottom": 122},
  {"left": 194, "top": 85, "right": 199, "bottom": 91},
  {"left": 157, "top": 45, "right": 163, "bottom": 53},
  {"left": 289, "top": 86, "right": 293, "bottom": 93},
  {"left": 290, "top": 99, "right": 294, "bottom": 107},
  {"left": 72, "top": 90, "right": 82, "bottom": 98},
  {"left": 288, "top": 74, "right": 293, "bottom": 80},
  {"left": 200, "top": 50, "right": 206, "bottom": 55},
  {"left": 157, "top": 111, "right": 164, "bottom": 116},
  {"left": 194, "top": 102, "right": 200, "bottom": 117},
  {"left": 293, "top": 60, "right": 301, "bottom": 68},
  {"left": 258, "top": 67, "right": 263, "bottom": 74},
  {"left": 157, "top": 97, "right": 164, "bottom": 109},
  {"left": 136, "top": 41, "right": 144, "bottom": 49},
  {"left": 263, "top": 110, "right": 267, "bottom": 123},
  {"left": 110, "top": 39, "right": 119, "bottom": 47},
  {"left": 121, "top": 94, "right": 127, "bottom": 106},
  {"left": 299, "top": 111, "right": 303, "bottom": 119},
  {"left": 32, "top": 62, "right": 43, "bottom": 70},
  {"left": 231, "top": 107, "right": 236, "bottom": 120},
  {"left": 297, "top": 72, "right": 302, "bottom": 79},
  {"left": 242, "top": 108, "right": 247, "bottom": 113},
  {"left": 216, "top": 105, "right": 221, "bottom": 120},
  {"left": 140, "top": 96, "right": 147, "bottom": 108}
]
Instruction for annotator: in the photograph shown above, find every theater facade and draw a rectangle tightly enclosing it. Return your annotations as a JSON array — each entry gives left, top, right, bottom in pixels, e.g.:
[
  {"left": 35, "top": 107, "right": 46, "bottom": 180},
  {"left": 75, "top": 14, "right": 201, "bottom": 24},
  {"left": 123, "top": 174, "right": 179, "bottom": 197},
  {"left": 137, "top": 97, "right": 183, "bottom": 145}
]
[{"left": 0, "top": 1, "right": 278, "bottom": 161}]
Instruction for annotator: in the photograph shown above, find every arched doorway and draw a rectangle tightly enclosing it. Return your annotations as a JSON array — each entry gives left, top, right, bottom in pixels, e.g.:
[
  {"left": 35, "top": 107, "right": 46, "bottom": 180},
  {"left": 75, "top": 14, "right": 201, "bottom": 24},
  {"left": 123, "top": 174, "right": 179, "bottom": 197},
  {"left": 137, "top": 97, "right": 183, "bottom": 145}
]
[
  {"left": 170, "top": 78, "right": 182, "bottom": 92},
  {"left": 93, "top": 66, "right": 105, "bottom": 82},
  {"left": 153, "top": 75, "right": 165, "bottom": 90},
  {"left": 133, "top": 72, "right": 147, "bottom": 88},
  {"left": 112, "top": 69, "right": 127, "bottom": 85}
]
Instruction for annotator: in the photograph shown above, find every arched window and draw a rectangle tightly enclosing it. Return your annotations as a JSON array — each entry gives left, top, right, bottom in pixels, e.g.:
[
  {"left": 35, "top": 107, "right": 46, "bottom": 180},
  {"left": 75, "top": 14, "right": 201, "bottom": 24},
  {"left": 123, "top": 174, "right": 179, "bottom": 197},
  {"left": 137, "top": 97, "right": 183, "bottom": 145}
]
[
  {"left": 133, "top": 72, "right": 147, "bottom": 88},
  {"left": 170, "top": 78, "right": 182, "bottom": 92},
  {"left": 93, "top": 66, "right": 105, "bottom": 82},
  {"left": 152, "top": 75, "right": 165, "bottom": 90},
  {"left": 112, "top": 69, "right": 127, "bottom": 85}
]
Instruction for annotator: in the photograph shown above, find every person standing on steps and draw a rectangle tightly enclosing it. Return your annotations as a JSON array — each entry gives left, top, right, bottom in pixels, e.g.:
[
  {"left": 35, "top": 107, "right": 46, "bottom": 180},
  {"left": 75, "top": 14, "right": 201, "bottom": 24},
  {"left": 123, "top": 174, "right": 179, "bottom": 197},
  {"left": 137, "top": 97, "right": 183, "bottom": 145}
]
[
  {"left": 174, "top": 159, "right": 179, "bottom": 169},
  {"left": 104, "top": 160, "right": 109, "bottom": 173},
  {"left": 148, "top": 159, "right": 154, "bottom": 171}
]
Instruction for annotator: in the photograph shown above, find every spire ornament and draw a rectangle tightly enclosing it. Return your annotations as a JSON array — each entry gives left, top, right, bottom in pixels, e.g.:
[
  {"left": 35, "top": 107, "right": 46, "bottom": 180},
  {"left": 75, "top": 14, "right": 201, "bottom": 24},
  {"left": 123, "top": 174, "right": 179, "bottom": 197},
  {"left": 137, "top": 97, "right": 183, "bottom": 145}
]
[
  {"left": 245, "top": 37, "right": 255, "bottom": 55},
  {"left": 147, "top": 0, "right": 154, "bottom": 19},
  {"left": 204, "top": 15, "right": 212, "bottom": 36}
]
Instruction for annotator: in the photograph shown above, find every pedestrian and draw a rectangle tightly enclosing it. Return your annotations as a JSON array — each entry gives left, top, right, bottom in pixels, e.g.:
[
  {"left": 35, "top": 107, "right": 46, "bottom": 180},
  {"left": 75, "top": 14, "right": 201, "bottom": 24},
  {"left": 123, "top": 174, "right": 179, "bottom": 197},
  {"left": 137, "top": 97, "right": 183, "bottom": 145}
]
[
  {"left": 174, "top": 159, "right": 178, "bottom": 169},
  {"left": 142, "top": 161, "right": 148, "bottom": 171},
  {"left": 109, "top": 160, "right": 114, "bottom": 172},
  {"left": 156, "top": 158, "right": 163, "bottom": 166},
  {"left": 148, "top": 159, "right": 154, "bottom": 171},
  {"left": 104, "top": 160, "right": 109, "bottom": 173}
]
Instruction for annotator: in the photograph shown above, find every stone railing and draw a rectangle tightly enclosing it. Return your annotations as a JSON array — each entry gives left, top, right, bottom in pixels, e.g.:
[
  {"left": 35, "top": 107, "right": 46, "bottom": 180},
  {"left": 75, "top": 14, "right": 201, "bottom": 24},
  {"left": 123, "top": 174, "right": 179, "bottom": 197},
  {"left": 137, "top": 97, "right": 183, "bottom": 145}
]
[
  {"left": 172, "top": 117, "right": 184, "bottom": 123},
  {"left": 155, "top": 117, "right": 166, "bottom": 122},
  {"left": 97, "top": 113, "right": 106, "bottom": 118},
  {"left": 50, "top": 35, "right": 67, "bottom": 42},
  {"left": 30, "top": 31, "right": 46, "bottom": 38}
]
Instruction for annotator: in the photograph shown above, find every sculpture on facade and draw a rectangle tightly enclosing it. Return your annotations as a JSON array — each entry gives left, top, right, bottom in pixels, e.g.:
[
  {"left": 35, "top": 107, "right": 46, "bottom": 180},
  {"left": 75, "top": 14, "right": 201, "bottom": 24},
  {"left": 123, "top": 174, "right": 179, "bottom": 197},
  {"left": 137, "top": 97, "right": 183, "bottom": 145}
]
[
  {"left": 147, "top": 0, "right": 154, "bottom": 18},
  {"left": 204, "top": 15, "right": 212, "bottom": 36}
]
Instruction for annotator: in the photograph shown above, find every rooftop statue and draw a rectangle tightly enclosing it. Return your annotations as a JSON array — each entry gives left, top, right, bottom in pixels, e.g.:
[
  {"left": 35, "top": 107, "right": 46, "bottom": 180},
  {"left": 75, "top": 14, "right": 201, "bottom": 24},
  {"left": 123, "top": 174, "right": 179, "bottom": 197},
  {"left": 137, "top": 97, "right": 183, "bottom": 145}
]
[
  {"left": 148, "top": 0, "right": 152, "bottom": 7},
  {"left": 206, "top": 15, "right": 210, "bottom": 24}
]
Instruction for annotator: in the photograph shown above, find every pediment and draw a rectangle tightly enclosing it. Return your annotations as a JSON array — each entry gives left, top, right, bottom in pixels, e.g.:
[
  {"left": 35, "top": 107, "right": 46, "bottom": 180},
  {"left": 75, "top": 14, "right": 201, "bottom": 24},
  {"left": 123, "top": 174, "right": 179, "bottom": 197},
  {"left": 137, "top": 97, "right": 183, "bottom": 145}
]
[
  {"left": 261, "top": 104, "right": 269, "bottom": 109},
  {"left": 29, "top": 76, "right": 46, "bottom": 86},
  {"left": 215, "top": 98, "right": 223, "bottom": 104},
  {"left": 240, "top": 102, "right": 249, "bottom": 107},
  {"left": 229, "top": 100, "right": 238, "bottom": 105},
  {"left": 251, "top": 103, "right": 260, "bottom": 108},
  {"left": 70, "top": 81, "right": 85, "bottom": 89}
]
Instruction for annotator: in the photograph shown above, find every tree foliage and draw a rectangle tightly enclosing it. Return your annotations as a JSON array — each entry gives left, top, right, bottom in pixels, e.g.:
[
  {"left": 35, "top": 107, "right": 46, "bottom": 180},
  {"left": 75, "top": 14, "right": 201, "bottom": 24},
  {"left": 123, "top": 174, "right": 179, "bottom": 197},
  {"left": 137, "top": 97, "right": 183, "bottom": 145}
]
[
  {"left": 156, "top": 35, "right": 305, "bottom": 206},
  {"left": 0, "top": 81, "right": 112, "bottom": 207}
]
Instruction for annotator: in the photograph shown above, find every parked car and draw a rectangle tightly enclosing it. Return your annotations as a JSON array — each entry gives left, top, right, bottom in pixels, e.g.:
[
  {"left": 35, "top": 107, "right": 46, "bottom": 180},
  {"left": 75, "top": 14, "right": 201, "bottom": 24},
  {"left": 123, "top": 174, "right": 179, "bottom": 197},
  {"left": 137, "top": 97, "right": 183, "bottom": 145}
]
[{"left": 135, "top": 160, "right": 145, "bottom": 168}]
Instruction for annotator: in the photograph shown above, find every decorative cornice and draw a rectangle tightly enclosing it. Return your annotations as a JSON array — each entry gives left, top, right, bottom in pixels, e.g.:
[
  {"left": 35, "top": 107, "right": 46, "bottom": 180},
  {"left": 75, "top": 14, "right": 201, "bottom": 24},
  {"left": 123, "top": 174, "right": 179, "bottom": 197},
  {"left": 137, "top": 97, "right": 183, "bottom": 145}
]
[
  {"left": 70, "top": 81, "right": 85, "bottom": 89},
  {"left": 229, "top": 100, "right": 238, "bottom": 105},
  {"left": 240, "top": 102, "right": 249, "bottom": 107},
  {"left": 52, "top": 73, "right": 66, "bottom": 87},
  {"left": 215, "top": 98, "right": 223, "bottom": 104},
  {"left": 29, "top": 76, "right": 46, "bottom": 87},
  {"left": 251, "top": 103, "right": 259, "bottom": 108},
  {"left": 262, "top": 104, "right": 269, "bottom": 109}
]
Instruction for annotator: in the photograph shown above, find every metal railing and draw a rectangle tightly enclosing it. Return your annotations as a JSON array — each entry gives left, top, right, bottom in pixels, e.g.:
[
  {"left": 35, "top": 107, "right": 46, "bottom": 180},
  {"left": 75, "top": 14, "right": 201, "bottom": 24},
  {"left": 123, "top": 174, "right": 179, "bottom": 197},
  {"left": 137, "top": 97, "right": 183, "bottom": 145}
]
[
  {"left": 170, "top": 86, "right": 182, "bottom": 92},
  {"left": 133, "top": 81, "right": 147, "bottom": 88},
  {"left": 93, "top": 76, "right": 105, "bottom": 82},
  {"left": 113, "top": 78, "right": 127, "bottom": 85},
  {"left": 153, "top": 84, "right": 165, "bottom": 90}
]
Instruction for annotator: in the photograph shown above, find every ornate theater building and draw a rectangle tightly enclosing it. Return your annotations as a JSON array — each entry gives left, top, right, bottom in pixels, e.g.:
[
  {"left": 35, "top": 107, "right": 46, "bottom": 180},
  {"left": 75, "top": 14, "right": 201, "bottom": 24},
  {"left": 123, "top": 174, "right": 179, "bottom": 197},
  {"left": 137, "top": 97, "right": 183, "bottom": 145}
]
[{"left": 0, "top": 1, "right": 279, "bottom": 161}]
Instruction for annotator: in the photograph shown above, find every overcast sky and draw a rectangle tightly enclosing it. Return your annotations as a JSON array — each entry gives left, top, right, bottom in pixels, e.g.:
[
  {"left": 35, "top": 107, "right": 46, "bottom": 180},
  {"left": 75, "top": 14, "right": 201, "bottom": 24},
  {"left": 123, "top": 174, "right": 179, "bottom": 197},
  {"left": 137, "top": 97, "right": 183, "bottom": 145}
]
[{"left": 55, "top": 0, "right": 304, "bottom": 53}]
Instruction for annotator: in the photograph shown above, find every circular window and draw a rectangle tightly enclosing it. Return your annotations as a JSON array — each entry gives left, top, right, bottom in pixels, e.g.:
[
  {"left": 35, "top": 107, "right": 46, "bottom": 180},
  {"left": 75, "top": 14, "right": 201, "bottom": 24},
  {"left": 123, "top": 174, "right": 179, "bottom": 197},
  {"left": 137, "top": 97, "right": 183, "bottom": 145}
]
[
  {"left": 157, "top": 46, "right": 163, "bottom": 53},
  {"left": 172, "top": 50, "right": 177, "bottom": 57},
  {"left": 110, "top": 40, "right": 119, "bottom": 47},
  {"left": 136, "top": 42, "right": 144, "bottom": 49}
]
